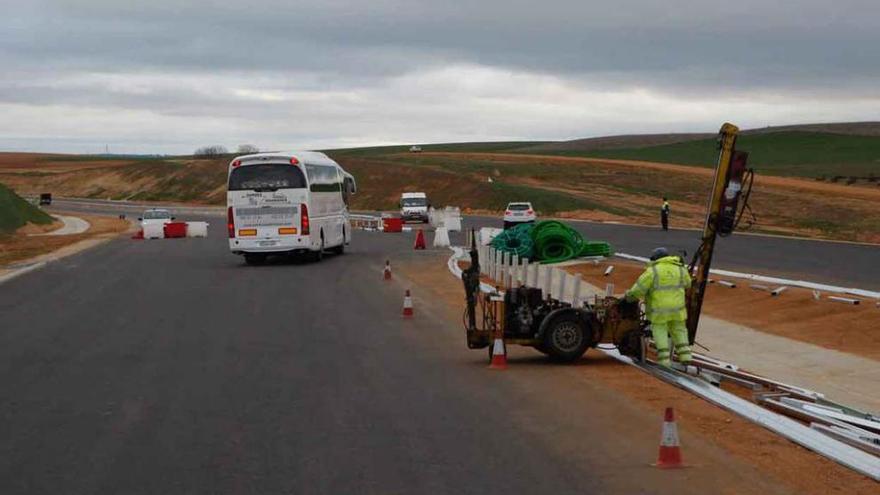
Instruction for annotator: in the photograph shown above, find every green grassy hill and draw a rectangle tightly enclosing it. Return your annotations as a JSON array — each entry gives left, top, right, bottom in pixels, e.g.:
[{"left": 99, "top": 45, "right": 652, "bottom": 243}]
[
  {"left": 517, "top": 131, "right": 880, "bottom": 179},
  {"left": 326, "top": 141, "right": 550, "bottom": 157},
  {"left": 0, "top": 183, "right": 54, "bottom": 234}
]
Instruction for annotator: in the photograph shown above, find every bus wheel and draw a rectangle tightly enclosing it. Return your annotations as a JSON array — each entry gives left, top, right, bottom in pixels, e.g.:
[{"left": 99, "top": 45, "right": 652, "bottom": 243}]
[
  {"left": 312, "top": 236, "right": 324, "bottom": 262},
  {"left": 332, "top": 229, "right": 345, "bottom": 254},
  {"left": 244, "top": 253, "right": 266, "bottom": 266}
]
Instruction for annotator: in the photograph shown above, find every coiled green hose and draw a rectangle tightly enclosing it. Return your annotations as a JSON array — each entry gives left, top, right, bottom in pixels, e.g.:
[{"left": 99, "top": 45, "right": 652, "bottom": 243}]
[
  {"left": 490, "top": 223, "right": 535, "bottom": 258},
  {"left": 491, "top": 220, "right": 613, "bottom": 263}
]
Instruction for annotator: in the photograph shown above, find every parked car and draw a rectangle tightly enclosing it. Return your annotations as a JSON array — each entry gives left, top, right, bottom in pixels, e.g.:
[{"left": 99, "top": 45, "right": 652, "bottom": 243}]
[
  {"left": 39, "top": 193, "right": 52, "bottom": 205},
  {"left": 139, "top": 208, "right": 174, "bottom": 227},
  {"left": 503, "top": 201, "right": 536, "bottom": 229},
  {"left": 409, "top": 145, "right": 422, "bottom": 153}
]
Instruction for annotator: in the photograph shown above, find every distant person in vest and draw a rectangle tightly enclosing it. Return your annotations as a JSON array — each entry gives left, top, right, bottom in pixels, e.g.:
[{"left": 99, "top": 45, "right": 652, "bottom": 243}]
[
  {"left": 660, "top": 197, "right": 670, "bottom": 231},
  {"left": 625, "top": 247, "right": 692, "bottom": 367}
]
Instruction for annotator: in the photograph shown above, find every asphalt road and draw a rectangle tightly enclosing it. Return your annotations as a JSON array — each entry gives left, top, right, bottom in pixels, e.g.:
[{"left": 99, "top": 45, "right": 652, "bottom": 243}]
[
  {"left": 47, "top": 198, "right": 880, "bottom": 290},
  {"left": 463, "top": 216, "right": 880, "bottom": 291},
  {"left": 0, "top": 220, "right": 790, "bottom": 494}
]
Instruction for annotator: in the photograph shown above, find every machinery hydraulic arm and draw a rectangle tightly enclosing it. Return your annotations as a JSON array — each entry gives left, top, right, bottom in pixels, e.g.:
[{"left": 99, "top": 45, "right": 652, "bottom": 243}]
[{"left": 686, "top": 123, "right": 754, "bottom": 344}]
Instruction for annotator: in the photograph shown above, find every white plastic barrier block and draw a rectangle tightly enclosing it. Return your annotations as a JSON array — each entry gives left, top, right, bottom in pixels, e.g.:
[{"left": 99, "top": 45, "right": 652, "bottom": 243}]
[
  {"left": 444, "top": 206, "right": 462, "bottom": 232},
  {"left": 428, "top": 207, "right": 441, "bottom": 228},
  {"left": 479, "top": 227, "right": 502, "bottom": 246},
  {"left": 186, "top": 222, "right": 209, "bottom": 238},
  {"left": 143, "top": 223, "right": 165, "bottom": 239},
  {"left": 433, "top": 226, "right": 450, "bottom": 247}
]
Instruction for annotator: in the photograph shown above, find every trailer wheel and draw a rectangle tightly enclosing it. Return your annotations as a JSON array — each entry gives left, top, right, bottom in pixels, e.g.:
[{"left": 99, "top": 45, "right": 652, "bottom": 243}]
[{"left": 543, "top": 313, "right": 590, "bottom": 362}]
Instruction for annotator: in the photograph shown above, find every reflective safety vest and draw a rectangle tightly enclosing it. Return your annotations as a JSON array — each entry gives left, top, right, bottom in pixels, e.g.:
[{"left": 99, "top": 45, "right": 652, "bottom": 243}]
[{"left": 625, "top": 256, "right": 692, "bottom": 323}]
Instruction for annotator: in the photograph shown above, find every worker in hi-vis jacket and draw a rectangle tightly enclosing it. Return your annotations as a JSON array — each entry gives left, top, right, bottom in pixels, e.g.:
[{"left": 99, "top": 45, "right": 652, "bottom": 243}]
[
  {"left": 660, "top": 197, "right": 670, "bottom": 231},
  {"left": 625, "top": 247, "right": 692, "bottom": 367}
]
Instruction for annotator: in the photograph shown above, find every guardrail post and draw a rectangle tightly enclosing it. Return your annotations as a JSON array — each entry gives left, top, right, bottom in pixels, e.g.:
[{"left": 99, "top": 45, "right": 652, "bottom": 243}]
[
  {"left": 486, "top": 246, "right": 492, "bottom": 276},
  {"left": 495, "top": 251, "right": 504, "bottom": 285},
  {"left": 543, "top": 265, "right": 553, "bottom": 299},
  {"left": 571, "top": 273, "right": 582, "bottom": 306},
  {"left": 511, "top": 254, "right": 519, "bottom": 287},
  {"left": 556, "top": 269, "right": 567, "bottom": 303}
]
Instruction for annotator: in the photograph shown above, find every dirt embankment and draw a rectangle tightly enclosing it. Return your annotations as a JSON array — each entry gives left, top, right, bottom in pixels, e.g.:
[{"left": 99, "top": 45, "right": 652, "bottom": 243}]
[
  {"left": 0, "top": 213, "right": 130, "bottom": 266},
  {"left": 0, "top": 154, "right": 227, "bottom": 204},
  {"left": 401, "top": 152, "right": 880, "bottom": 243},
  {"left": 4, "top": 150, "right": 880, "bottom": 242},
  {"left": 397, "top": 253, "right": 879, "bottom": 495}
]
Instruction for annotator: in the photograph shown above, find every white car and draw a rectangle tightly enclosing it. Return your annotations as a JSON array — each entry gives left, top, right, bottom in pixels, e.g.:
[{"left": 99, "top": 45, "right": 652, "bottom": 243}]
[
  {"left": 139, "top": 208, "right": 174, "bottom": 227},
  {"left": 503, "top": 202, "right": 536, "bottom": 229}
]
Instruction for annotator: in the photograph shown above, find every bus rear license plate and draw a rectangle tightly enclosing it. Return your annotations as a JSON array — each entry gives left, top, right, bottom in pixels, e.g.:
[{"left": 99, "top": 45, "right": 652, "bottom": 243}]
[{"left": 258, "top": 240, "right": 278, "bottom": 246}]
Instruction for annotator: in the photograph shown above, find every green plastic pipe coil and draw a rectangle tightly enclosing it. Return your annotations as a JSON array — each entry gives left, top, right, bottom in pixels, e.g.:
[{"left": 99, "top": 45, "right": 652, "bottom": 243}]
[{"left": 490, "top": 220, "right": 613, "bottom": 264}]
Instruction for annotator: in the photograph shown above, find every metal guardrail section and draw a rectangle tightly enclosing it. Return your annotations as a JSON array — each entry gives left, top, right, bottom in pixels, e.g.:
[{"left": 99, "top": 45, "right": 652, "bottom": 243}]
[
  {"left": 599, "top": 348, "right": 880, "bottom": 480},
  {"left": 446, "top": 246, "right": 880, "bottom": 480},
  {"left": 48, "top": 198, "right": 225, "bottom": 216},
  {"left": 349, "top": 214, "right": 382, "bottom": 231},
  {"left": 616, "top": 252, "right": 880, "bottom": 301}
]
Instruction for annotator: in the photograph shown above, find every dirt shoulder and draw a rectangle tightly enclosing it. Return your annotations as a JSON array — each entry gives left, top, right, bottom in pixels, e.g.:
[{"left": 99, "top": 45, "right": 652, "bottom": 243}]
[
  {"left": 564, "top": 260, "right": 880, "bottom": 361},
  {"left": 0, "top": 212, "right": 131, "bottom": 267},
  {"left": 397, "top": 252, "right": 878, "bottom": 494}
]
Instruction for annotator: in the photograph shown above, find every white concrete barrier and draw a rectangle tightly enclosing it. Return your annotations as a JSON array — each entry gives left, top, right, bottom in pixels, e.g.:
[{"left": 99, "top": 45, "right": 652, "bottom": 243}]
[
  {"left": 143, "top": 223, "right": 164, "bottom": 239},
  {"left": 433, "top": 226, "right": 450, "bottom": 247},
  {"left": 444, "top": 207, "right": 462, "bottom": 232},
  {"left": 186, "top": 222, "right": 209, "bottom": 238}
]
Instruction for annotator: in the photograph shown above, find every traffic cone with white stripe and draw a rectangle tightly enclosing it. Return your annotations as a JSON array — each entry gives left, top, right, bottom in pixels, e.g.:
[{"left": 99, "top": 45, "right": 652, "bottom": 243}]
[
  {"left": 654, "top": 407, "right": 685, "bottom": 468},
  {"left": 402, "top": 289, "right": 414, "bottom": 318},
  {"left": 383, "top": 260, "right": 392, "bottom": 281},
  {"left": 488, "top": 337, "right": 507, "bottom": 370}
]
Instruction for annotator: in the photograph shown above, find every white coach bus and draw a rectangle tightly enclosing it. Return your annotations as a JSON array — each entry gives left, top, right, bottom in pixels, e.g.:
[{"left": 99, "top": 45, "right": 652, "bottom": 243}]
[{"left": 226, "top": 151, "right": 356, "bottom": 265}]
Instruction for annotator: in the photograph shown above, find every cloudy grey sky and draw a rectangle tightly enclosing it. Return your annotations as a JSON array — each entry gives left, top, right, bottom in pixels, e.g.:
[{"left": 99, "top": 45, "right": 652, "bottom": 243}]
[{"left": 2, "top": 0, "right": 879, "bottom": 153}]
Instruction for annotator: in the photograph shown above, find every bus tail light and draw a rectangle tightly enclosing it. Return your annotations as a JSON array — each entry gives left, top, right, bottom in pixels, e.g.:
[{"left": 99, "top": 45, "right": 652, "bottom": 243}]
[
  {"left": 232, "top": 159, "right": 242, "bottom": 167},
  {"left": 278, "top": 227, "right": 298, "bottom": 235},
  {"left": 238, "top": 229, "right": 257, "bottom": 236},
  {"left": 227, "top": 207, "right": 235, "bottom": 238},
  {"left": 290, "top": 157, "right": 300, "bottom": 165},
  {"left": 301, "top": 203, "right": 310, "bottom": 235}
]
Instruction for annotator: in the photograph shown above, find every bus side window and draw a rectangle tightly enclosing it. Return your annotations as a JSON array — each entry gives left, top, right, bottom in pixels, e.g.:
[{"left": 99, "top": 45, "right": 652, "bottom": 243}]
[
  {"left": 307, "top": 164, "right": 342, "bottom": 193},
  {"left": 342, "top": 177, "right": 352, "bottom": 206}
]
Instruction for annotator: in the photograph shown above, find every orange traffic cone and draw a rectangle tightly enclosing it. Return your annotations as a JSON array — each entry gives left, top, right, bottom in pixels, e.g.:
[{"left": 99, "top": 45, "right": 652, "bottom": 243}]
[
  {"left": 402, "top": 289, "right": 414, "bottom": 318},
  {"left": 414, "top": 229, "right": 426, "bottom": 250},
  {"left": 383, "top": 260, "right": 392, "bottom": 281},
  {"left": 654, "top": 407, "right": 685, "bottom": 468},
  {"left": 488, "top": 337, "right": 507, "bottom": 370},
  {"left": 131, "top": 229, "right": 144, "bottom": 240}
]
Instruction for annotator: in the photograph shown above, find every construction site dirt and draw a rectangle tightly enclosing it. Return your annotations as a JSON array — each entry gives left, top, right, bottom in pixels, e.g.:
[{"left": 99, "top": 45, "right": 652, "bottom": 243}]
[
  {"left": 398, "top": 252, "right": 879, "bottom": 494},
  {"left": 564, "top": 261, "right": 880, "bottom": 361},
  {"left": 0, "top": 213, "right": 130, "bottom": 266}
]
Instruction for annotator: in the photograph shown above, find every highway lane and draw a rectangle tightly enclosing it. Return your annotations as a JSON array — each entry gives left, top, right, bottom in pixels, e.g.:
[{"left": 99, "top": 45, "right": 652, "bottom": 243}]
[
  {"left": 463, "top": 216, "right": 880, "bottom": 291},
  {"left": 47, "top": 198, "right": 880, "bottom": 289},
  {"left": 0, "top": 223, "right": 789, "bottom": 494}
]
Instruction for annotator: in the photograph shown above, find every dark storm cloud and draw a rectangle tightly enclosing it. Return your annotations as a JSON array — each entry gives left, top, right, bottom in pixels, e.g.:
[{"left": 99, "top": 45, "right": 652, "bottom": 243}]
[
  {"left": 2, "top": 1, "right": 880, "bottom": 152},
  {"left": 7, "top": 1, "right": 880, "bottom": 89}
]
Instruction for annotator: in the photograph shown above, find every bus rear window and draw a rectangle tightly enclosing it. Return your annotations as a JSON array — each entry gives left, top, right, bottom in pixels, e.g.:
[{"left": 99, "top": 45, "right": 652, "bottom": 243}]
[{"left": 229, "top": 164, "right": 307, "bottom": 191}]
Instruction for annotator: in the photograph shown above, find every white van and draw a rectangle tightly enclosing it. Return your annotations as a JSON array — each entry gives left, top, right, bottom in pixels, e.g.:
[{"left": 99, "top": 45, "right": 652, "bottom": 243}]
[
  {"left": 399, "top": 192, "right": 429, "bottom": 222},
  {"left": 227, "top": 151, "right": 356, "bottom": 265}
]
